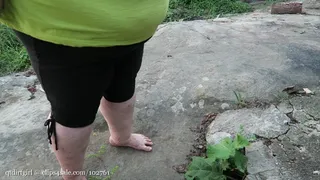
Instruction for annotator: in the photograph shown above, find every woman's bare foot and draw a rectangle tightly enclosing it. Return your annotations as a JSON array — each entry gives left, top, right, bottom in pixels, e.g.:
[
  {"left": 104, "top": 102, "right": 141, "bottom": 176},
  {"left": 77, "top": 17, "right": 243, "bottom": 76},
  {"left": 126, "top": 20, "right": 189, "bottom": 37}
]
[{"left": 109, "top": 134, "right": 153, "bottom": 152}]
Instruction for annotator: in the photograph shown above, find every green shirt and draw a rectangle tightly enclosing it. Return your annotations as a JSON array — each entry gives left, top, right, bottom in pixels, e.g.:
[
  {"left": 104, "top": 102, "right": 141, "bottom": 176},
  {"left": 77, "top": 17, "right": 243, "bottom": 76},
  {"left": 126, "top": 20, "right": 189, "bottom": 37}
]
[{"left": 0, "top": 0, "right": 169, "bottom": 47}]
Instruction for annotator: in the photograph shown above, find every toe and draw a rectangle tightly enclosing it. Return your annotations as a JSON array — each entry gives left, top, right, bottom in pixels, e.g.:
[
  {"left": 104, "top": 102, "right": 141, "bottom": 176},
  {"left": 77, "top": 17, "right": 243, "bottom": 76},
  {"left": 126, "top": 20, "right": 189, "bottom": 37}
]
[
  {"left": 145, "top": 141, "right": 153, "bottom": 146},
  {"left": 142, "top": 146, "right": 152, "bottom": 152}
]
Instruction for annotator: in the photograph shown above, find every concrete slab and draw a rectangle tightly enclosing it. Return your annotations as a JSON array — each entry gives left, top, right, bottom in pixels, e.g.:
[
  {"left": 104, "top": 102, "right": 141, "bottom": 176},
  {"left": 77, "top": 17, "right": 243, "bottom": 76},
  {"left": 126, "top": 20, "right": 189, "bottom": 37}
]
[{"left": 1, "top": 13, "right": 320, "bottom": 180}]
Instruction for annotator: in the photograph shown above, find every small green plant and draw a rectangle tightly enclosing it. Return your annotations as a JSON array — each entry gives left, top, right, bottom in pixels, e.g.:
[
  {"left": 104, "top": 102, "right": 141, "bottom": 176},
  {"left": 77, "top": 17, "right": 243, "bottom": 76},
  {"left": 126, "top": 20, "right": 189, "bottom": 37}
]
[
  {"left": 86, "top": 145, "right": 119, "bottom": 180},
  {"left": 105, "top": 166, "right": 119, "bottom": 180},
  {"left": 185, "top": 133, "right": 250, "bottom": 180},
  {"left": 86, "top": 144, "right": 107, "bottom": 159},
  {"left": 233, "top": 91, "right": 247, "bottom": 107}
]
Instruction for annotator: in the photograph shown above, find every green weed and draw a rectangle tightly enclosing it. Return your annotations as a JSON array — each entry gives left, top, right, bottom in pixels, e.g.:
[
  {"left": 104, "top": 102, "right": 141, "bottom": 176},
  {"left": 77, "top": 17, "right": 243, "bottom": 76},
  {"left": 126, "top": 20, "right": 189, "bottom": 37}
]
[
  {"left": 0, "top": 24, "right": 30, "bottom": 76},
  {"left": 166, "top": 0, "right": 253, "bottom": 21},
  {"left": 86, "top": 144, "right": 107, "bottom": 159},
  {"left": 86, "top": 145, "right": 119, "bottom": 180},
  {"left": 233, "top": 91, "right": 247, "bottom": 108},
  {"left": 185, "top": 133, "right": 251, "bottom": 180}
]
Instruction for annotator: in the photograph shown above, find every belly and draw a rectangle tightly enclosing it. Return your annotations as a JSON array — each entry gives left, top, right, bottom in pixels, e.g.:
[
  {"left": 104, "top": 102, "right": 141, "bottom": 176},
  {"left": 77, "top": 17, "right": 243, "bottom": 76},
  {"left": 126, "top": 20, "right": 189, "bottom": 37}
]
[{"left": 2, "top": 0, "right": 169, "bottom": 46}]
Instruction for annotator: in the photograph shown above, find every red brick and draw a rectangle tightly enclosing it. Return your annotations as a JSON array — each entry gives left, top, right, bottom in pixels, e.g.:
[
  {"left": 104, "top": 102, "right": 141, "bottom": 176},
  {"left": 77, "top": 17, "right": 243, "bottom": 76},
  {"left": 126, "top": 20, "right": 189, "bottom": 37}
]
[{"left": 271, "top": 2, "right": 303, "bottom": 14}]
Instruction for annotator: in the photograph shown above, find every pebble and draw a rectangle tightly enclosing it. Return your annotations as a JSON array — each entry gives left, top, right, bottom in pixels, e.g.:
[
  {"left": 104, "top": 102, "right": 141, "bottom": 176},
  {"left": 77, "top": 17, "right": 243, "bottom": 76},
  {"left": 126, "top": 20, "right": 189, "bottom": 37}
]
[
  {"left": 198, "top": 99, "right": 205, "bottom": 109},
  {"left": 313, "top": 171, "right": 320, "bottom": 175},
  {"left": 221, "top": 103, "right": 230, "bottom": 110}
]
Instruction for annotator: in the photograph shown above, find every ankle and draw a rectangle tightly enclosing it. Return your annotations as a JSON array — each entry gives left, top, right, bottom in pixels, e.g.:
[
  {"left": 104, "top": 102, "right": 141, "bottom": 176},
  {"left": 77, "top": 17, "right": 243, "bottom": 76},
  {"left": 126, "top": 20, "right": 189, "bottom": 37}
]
[{"left": 109, "top": 135, "right": 131, "bottom": 145}]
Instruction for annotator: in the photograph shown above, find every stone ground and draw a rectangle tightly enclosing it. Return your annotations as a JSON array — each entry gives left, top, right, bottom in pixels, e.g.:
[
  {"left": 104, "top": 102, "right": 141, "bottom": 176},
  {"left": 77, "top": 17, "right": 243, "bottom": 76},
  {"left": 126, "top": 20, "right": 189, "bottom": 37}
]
[
  {"left": 207, "top": 92, "right": 320, "bottom": 180},
  {"left": 0, "top": 12, "right": 320, "bottom": 180}
]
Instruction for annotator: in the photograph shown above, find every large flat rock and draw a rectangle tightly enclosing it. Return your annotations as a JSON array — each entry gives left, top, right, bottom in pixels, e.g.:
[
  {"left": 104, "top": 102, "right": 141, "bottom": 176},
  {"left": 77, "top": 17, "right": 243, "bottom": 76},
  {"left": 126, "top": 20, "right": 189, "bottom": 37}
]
[{"left": 206, "top": 105, "right": 290, "bottom": 140}]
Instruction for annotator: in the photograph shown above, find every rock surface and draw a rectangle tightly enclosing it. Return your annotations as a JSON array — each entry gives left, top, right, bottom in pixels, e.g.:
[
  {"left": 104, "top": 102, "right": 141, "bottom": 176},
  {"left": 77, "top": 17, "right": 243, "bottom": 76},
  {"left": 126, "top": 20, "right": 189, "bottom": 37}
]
[
  {"left": 303, "top": 0, "right": 320, "bottom": 15},
  {"left": 220, "top": 103, "right": 230, "bottom": 110},
  {"left": 245, "top": 142, "right": 281, "bottom": 180},
  {"left": 206, "top": 132, "right": 232, "bottom": 145},
  {"left": 206, "top": 105, "right": 290, "bottom": 139},
  {"left": 207, "top": 91, "right": 320, "bottom": 180}
]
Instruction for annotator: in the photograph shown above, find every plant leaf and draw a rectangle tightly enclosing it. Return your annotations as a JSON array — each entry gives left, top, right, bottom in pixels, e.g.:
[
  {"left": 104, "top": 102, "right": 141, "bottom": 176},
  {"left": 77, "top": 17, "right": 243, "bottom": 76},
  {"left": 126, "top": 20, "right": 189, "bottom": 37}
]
[
  {"left": 207, "top": 138, "right": 235, "bottom": 160},
  {"left": 219, "top": 160, "right": 230, "bottom": 171},
  {"left": 206, "top": 145, "right": 216, "bottom": 159},
  {"left": 238, "top": 125, "right": 245, "bottom": 136},
  {"left": 233, "top": 134, "right": 250, "bottom": 150},
  {"left": 205, "top": 157, "right": 217, "bottom": 165},
  {"left": 234, "top": 150, "right": 248, "bottom": 173},
  {"left": 185, "top": 157, "right": 225, "bottom": 180}
]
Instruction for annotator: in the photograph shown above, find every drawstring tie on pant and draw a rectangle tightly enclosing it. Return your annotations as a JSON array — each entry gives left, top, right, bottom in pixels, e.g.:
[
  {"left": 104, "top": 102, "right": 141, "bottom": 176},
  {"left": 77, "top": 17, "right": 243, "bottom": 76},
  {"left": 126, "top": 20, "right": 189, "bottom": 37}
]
[{"left": 44, "top": 114, "right": 58, "bottom": 150}]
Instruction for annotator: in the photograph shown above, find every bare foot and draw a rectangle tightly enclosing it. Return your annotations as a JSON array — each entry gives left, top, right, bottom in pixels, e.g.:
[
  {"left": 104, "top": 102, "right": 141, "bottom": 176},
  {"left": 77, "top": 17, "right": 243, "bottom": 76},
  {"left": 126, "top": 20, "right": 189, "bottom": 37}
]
[{"left": 109, "top": 134, "right": 153, "bottom": 152}]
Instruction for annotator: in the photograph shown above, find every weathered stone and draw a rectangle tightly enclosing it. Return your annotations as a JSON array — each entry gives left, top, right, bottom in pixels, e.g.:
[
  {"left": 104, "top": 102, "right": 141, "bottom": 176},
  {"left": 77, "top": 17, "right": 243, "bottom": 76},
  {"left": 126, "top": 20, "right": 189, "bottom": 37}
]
[
  {"left": 245, "top": 141, "right": 283, "bottom": 179},
  {"left": 270, "top": 136, "right": 320, "bottom": 180},
  {"left": 292, "top": 110, "right": 312, "bottom": 123},
  {"left": 206, "top": 132, "right": 231, "bottom": 145},
  {"left": 245, "top": 175, "right": 257, "bottom": 180},
  {"left": 271, "top": 2, "right": 303, "bottom": 14},
  {"left": 276, "top": 101, "right": 293, "bottom": 114},
  {"left": 246, "top": 172, "right": 283, "bottom": 180},
  {"left": 290, "top": 96, "right": 320, "bottom": 120},
  {"left": 246, "top": 142, "right": 280, "bottom": 176},
  {"left": 207, "top": 105, "right": 290, "bottom": 139}
]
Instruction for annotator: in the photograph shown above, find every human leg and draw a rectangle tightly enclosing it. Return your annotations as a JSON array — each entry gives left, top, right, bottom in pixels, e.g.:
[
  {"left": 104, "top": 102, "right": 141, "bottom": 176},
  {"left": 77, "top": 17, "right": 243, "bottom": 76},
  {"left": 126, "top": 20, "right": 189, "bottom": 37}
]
[
  {"left": 99, "top": 41, "right": 153, "bottom": 151},
  {"left": 15, "top": 31, "right": 115, "bottom": 180}
]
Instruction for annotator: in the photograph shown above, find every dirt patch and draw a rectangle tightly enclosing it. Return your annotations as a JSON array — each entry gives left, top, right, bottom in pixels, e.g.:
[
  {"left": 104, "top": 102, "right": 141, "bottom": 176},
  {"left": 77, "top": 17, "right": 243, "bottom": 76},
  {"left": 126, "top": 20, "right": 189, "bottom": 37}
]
[
  {"left": 172, "top": 113, "right": 218, "bottom": 174},
  {"left": 23, "top": 68, "right": 36, "bottom": 77},
  {"left": 242, "top": 99, "right": 271, "bottom": 109}
]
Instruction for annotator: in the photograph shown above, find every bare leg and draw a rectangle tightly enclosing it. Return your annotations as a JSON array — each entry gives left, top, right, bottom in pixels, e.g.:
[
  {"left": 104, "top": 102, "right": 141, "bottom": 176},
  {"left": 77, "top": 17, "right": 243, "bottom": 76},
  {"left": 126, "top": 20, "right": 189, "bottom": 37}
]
[
  {"left": 99, "top": 95, "right": 153, "bottom": 151},
  {"left": 52, "top": 122, "right": 92, "bottom": 180}
]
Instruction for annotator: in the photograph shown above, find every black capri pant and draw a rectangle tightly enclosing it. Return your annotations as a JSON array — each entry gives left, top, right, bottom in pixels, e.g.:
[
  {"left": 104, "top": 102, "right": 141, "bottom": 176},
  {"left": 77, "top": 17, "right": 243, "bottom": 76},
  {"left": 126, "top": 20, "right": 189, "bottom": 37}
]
[{"left": 15, "top": 31, "right": 147, "bottom": 150}]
